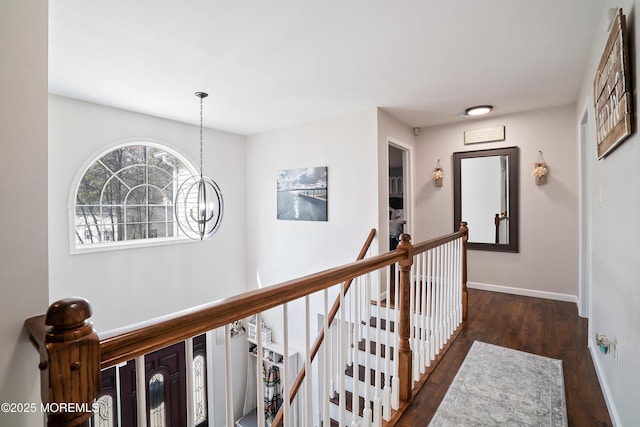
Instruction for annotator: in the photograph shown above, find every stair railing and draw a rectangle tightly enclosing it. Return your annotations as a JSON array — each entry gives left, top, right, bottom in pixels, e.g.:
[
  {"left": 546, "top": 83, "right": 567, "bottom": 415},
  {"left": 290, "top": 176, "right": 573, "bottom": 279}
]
[
  {"left": 25, "top": 224, "right": 468, "bottom": 427},
  {"left": 271, "top": 228, "right": 377, "bottom": 427},
  {"left": 269, "top": 223, "right": 468, "bottom": 426}
]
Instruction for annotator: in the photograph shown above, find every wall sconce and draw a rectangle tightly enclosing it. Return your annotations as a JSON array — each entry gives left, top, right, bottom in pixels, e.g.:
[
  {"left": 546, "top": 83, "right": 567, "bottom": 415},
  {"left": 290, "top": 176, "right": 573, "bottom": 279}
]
[
  {"left": 531, "top": 150, "right": 548, "bottom": 185},
  {"left": 432, "top": 159, "right": 443, "bottom": 187}
]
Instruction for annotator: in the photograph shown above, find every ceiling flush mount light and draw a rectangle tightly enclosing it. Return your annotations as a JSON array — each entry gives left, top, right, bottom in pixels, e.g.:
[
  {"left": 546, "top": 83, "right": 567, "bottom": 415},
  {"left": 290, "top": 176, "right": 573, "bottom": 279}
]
[
  {"left": 175, "top": 92, "right": 224, "bottom": 240},
  {"left": 464, "top": 105, "right": 493, "bottom": 116}
]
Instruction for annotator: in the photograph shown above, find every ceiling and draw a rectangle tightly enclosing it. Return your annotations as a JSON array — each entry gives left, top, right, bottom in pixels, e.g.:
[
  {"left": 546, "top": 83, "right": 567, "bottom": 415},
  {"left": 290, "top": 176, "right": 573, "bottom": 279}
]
[{"left": 49, "top": 1, "right": 607, "bottom": 136}]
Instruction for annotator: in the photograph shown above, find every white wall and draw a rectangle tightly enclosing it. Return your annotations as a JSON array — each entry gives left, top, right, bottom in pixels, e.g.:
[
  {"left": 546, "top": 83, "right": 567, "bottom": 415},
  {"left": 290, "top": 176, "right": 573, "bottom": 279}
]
[
  {"left": 48, "top": 96, "right": 249, "bottom": 424},
  {"left": 576, "top": 2, "right": 640, "bottom": 425},
  {"left": 415, "top": 105, "right": 579, "bottom": 299},
  {"left": 0, "top": 1, "right": 49, "bottom": 426},
  {"left": 245, "top": 108, "right": 380, "bottom": 353},
  {"left": 48, "top": 95, "right": 248, "bottom": 332},
  {"left": 245, "top": 109, "right": 380, "bottom": 424},
  {"left": 246, "top": 108, "right": 380, "bottom": 292}
]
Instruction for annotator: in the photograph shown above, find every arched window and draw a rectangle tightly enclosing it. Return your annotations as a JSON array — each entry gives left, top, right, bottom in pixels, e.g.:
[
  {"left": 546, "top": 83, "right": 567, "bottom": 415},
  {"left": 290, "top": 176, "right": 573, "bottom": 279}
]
[{"left": 72, "top": 142, "right": 197, "bottom": 252}]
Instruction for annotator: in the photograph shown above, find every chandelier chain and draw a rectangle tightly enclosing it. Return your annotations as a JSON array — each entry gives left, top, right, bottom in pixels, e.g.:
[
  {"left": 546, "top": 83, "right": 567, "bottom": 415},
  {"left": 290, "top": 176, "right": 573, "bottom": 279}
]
[{"left": 199, "top": 95, "right": 204, "bottom": 178}]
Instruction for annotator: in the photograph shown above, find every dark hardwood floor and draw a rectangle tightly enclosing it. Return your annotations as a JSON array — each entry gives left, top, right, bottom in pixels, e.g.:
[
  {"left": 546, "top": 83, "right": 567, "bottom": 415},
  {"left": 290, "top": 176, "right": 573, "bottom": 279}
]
[{"left": 395, "top": 288, "right": 612, "bottom": 426}]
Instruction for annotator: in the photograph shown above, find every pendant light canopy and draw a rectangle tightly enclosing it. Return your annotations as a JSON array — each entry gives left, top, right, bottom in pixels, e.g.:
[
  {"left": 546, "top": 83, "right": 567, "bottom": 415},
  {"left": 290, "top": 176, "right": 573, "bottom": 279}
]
[{"left": 175, "top": 92, "right": 224, "bottom": 240}]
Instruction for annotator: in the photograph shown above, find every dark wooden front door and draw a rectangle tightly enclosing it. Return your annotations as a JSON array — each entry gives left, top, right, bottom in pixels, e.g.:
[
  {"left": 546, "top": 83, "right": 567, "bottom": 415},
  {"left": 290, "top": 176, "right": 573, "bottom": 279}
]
[
  {"left": 99, "top": 335, "right": 208, "bottom": 427},
  {"left": 119, "top": 341, "right": 187, "bottom": 427}
]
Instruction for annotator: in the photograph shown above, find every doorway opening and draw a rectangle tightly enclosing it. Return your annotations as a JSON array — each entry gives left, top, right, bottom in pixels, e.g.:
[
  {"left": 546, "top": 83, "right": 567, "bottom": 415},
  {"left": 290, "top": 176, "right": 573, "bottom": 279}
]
[
  {"left": 387, "top": 139, "right": 413, "bottom": 305},
  {"left": 388, "top": 139, "right": 413, "bottom": 248},
  {"left": 388, "top": 144, "right": 406, "bottom": 250}
]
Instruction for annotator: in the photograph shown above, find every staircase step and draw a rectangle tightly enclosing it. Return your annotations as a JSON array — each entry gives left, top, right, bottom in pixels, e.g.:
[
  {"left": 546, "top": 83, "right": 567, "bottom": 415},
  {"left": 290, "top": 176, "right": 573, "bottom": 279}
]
[
  {"left": 364, "top": 314, "right": 440, "bottom": 339},
  {"left": 356, "top": 339, "right": 394, "bottom": 360},
  {"left": 363, "top": 316, "right": 395, "bottom": 332},
  {"left": 344, "top": 363, "right": 386, "bottom": 386},
  {"left": 329, "top": 389, "right": 373, "bottom": 419}
]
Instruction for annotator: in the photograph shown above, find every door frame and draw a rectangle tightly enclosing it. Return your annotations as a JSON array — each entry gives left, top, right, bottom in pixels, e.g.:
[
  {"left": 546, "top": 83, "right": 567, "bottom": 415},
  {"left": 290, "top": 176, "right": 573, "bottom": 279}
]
[
  {"left": 387, "top": 137, "right": 414, "bottom": 242},
  {"left": 578, "top": 103, "right": 591, "bottom": 318}
]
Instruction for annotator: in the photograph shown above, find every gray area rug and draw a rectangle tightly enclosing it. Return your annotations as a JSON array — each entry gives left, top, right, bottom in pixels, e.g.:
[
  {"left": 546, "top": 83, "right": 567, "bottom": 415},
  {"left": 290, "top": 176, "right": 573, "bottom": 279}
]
[{"left": 429, "top": 341, "right": 567, "bottom": 426}]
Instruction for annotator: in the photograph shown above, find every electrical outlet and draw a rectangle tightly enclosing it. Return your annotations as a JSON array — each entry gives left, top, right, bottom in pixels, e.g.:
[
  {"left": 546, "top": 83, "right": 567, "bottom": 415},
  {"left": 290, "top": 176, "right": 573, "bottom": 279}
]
[{"left": 595, "top": 333, "right": 616, "bottom": 358}]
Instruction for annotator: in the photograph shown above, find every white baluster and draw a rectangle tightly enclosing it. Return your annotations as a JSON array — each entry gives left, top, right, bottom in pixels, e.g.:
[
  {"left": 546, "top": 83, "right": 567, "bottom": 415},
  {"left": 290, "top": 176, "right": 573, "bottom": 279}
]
[
  {"left": 451, "top": 241, "right": 459, "bottom": 334},
  {"left": 439, "top": 244, "right": 445, "bottom": 350},
  {"left": 323, "top": 290, "right": 330, "bottom": 427},
  {"left": 185, "top": 337, "right": 195, "bottom": 427},
  {"left": 391, "top": 266, "right": 400, "bottom": 410},
  {"left": 224, "top": 325, "right": 234, "bottom": 427},
  {"left": 114, "top": 363, "right": 124, "bottom": 427},
  {"left": 362, "top": 273, "right": 372, "bottom": 427},
  {"left": 444, "top": 242, "right": 451, "bottom": 338},
  {"left": 351, "top": 278, "right": 360, "bottom": 427},
  {"left": 454, "top": 240, "right": 458, "bottom": 331},
  {"left": 347, "top": 284, "right": 354, "bottom": 369},
  {"left": 339, "top": 284, "right": 346, "bottom": 427},
  {"left": 427, "top": 249, "right": 434, "bottom": 364},
  {"left": 457, "top": 238, "right": 463, "bottom": 325},
  {"left": 436, "top": 246, "right": 445, "bottom": 354},
  {"left": 420, "top": 252, "right": 428, "bottom": 373},
  {"left": 416, "top": 253, "right": 424, "bottom": 374},
  {"left": 256, "top": 314, "right": 265, "bottom": 427},
  {"left": 382, "top": 268, "right": 392, "bottom": 421},
  {"left": 412, "top": 255, "right": 420, "bottom": 384},
  {"left": 305, "top": 296, "right": 312, "bottom": 427},
  {"left": 372, "top": 271, "right": 382, "bottom": 427},
  {"left": 135, "top": 356, "right": 147, "bottom": 427},
  {"left": 434, "top": 246, "right": 441, "bottom": 352},
  {"left": 283, "top": 303, "right": 291, "bottom": 427}
]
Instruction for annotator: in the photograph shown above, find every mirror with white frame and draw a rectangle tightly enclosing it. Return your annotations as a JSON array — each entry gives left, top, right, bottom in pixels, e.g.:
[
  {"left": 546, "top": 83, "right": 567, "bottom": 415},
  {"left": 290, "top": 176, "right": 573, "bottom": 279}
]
[{"left": 453, "top": 146, "right": 519, "bottom": 252}]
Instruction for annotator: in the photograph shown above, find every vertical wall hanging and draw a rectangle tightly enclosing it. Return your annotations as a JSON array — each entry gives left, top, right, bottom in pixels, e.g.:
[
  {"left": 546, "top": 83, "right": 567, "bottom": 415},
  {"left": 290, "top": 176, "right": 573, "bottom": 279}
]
[
  {"left": 532, "top": 151, "right": 548, "bottom": 185},
  {"left": 432, "top": 159, "right": 444, "bottom": 187},
  {"left": 594, "top": 8, "right": 633, "bottom": 159}
]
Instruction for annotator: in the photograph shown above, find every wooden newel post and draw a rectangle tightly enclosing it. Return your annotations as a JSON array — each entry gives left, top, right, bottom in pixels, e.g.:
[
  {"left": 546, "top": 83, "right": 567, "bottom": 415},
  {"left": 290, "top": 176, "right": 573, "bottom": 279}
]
[
  {"left": 42, "top": 298, "right": 100, "bottom": 427},
  {"left": 459, "top": 222, "right": 469, "bottom": 322},
  {"left": 396, "top": 233, "right": 413, "bottom": 402}
]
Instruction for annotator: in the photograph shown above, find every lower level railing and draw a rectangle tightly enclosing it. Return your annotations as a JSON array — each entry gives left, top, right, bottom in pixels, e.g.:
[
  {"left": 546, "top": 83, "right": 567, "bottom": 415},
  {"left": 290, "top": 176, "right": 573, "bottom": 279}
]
[{"left": 25, "top": 224, "right": 468, "bottom": 427}]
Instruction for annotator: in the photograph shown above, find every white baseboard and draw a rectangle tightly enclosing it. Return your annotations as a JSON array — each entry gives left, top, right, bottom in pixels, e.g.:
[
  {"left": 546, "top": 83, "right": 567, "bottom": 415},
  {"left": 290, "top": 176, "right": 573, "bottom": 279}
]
[
  {"left": 588, "top": 338, "right": 621, "bottom": 426},
  {"left": 467, "top": 281, "right": 578, "bottom": 304}
]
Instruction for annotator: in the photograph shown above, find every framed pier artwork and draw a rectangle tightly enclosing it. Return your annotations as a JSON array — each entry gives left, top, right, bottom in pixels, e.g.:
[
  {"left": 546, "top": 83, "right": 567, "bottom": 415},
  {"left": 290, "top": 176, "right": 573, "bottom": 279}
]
[{"left": 277, "top": 166, "right": 328, "bottom": 221}]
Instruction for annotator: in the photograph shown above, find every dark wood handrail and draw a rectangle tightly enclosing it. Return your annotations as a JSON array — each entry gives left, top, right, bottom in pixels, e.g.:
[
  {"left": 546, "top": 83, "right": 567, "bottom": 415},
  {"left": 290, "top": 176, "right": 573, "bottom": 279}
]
[
  {"left": 96, "top": 229, "right": 465, "bottom": 368},
  {"left": 412, "top": 229, "right": 465, "bottom": 254},
  {"left": 98, "top": 246, "right": 400, "bottom": 368}
]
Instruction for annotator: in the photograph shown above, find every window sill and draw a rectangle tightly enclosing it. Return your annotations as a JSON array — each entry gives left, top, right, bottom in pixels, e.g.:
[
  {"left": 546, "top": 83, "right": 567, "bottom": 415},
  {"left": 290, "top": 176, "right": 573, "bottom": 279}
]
[{"left": 70, "top": 236, "right": 198, "bottom": 255}]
